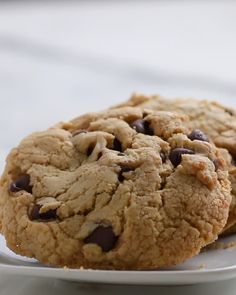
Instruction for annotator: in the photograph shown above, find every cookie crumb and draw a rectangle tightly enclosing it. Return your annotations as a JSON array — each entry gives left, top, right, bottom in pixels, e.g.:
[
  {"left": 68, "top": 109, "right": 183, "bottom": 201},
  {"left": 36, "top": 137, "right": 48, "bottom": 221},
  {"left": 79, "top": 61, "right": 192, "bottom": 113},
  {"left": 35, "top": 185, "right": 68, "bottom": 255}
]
[{"left": 199, "top": 263, "right": 206, "bottom": 269}]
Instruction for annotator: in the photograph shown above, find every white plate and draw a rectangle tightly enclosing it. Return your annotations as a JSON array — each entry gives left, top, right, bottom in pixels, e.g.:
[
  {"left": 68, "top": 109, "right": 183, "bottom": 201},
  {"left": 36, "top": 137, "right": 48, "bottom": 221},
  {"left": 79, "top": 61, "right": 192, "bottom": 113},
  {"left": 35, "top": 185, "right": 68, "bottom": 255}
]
[{"left": 1, "top": 234, "right": 236, "bottom": 285}]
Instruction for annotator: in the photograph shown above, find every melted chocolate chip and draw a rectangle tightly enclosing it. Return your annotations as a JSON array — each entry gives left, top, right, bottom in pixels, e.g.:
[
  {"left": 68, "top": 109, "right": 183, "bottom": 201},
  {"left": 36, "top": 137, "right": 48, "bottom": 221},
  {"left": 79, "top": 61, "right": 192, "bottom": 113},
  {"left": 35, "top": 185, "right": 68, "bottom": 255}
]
[
  {"left": 118, "top": 167, "right": 134, "bottom": 182},
  {"left": 169, "top": 148, "right": 195, "bottom": 167},
  {"left": 188, "top": 129, "right": 209, "bottom": 142},
  {"left": 84, "top": 225, "right": 118, "bottom": 252},
  {"left": 9, "top": 175, "right": 32, "bottom": 193},
  {"left": 113, "top": 138, "right": 122, "bottom": 152},
  {"left": 130, "top": 119, "right": 153, "bottom": 135},
  {"left": 72, "top": 130, "right": 88, "bottom": 137},
  {"left": 29, "top": 204, "right": 57, "bottom": 221}
]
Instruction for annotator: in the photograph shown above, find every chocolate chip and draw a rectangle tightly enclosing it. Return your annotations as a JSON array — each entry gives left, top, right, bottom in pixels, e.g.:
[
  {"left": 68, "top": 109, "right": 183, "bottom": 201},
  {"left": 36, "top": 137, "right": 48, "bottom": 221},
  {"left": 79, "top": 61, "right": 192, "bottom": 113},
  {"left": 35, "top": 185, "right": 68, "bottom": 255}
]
[
  {"left": 118, "top": 174, "right": 125, "bottom": 182},
  {"left": 29, "top": 204, "right": 41, "bottom": 220},
  {"left": 72, "top": 130, "right": 88, "bottom": 137},
  {"left": 118, "top": 167, "right": 133, "bottom": 182},
  {"left": 169, "top": 148, "right": 195, "bottom": 167},
  {"left": 144, "top": 121, "right": 154, "bottom": 135},
  {"left": 113, "top": 138, "right": 122, "bottom": 152},
  {"left": 117, "top": 152, "right": 125, "bottom": 156},
  {"left": 84, "top": 225, "right": 118, "bottom": 252},
  {"left": 29, "top": 204, "right": 57, "bottom": 221},
  {"left": 9, "top": 175, "right": 32, "bottom": 193},
  {"left": 130, "top": 119, "right": 146, "bottom": 134},
  {"left": 188, "top": 129, "right": 209, "bottom": 142},
  {"left": 40, "top": 209, "right": 57, "bottom": 220},
  {"left": 160, "top": 152, "right": 166, "bottom": 163},
  {"left": 130, "top": 119, "right": 154, "bottom": 135}
]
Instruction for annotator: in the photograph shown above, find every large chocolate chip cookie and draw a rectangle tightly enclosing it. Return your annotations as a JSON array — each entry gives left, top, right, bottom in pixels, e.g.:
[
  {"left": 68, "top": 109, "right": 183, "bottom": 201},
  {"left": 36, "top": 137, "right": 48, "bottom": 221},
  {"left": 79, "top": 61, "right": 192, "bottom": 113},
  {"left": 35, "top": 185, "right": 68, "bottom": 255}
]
[{"left": 0, "top": 107, "right": 231, "bottom": 269}]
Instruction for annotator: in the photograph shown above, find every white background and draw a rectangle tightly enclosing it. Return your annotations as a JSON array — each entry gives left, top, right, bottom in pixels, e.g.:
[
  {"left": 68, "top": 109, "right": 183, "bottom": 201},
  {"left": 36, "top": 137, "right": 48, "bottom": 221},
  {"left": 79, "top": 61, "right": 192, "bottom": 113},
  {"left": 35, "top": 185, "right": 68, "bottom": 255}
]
[
  {"left": 0, "top": 1, "right": 236, "bottom": 294},
  {"left": 1, "top": 0, "right": 236, "bottom": 171}
]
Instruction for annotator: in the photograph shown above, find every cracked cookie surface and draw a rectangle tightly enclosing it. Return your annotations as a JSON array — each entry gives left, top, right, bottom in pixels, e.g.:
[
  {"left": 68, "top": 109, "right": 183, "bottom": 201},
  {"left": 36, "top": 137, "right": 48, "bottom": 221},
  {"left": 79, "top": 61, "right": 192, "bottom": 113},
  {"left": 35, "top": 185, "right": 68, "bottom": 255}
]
[
  {"left": 0, "top": 107, "right": 231, "bottom": 269},
  {"left": 116, "top": 94, "right": 236, "bottom": 233},
  {"left": 115, "top": 94, "right": 236, "bottom": 157}
]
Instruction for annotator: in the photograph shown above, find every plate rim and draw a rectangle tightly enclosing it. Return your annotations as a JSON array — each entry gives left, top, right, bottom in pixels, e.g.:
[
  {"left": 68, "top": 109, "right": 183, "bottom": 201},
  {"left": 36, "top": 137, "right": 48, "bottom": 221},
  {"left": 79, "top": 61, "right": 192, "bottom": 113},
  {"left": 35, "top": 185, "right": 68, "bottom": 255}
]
[
  {"left": 1, "top": 260, "right": 236, "bottom": 285},
  {"left": 1, "top": 233, "right": 236, "bottom": 285}
]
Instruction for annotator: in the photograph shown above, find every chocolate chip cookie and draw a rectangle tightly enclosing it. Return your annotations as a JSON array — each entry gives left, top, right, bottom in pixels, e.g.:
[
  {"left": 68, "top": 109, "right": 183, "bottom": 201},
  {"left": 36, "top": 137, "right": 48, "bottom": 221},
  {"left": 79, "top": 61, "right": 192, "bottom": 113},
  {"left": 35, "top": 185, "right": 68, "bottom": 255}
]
[
  {"left": 0, "top": 107, "right": 231, "bottom": 269},
  {"left": 115, "top": 94, "right": 236, "bottom": 233}
]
